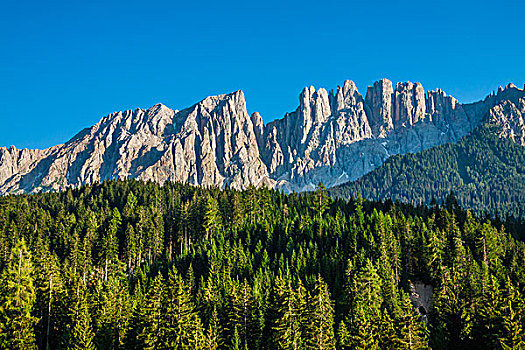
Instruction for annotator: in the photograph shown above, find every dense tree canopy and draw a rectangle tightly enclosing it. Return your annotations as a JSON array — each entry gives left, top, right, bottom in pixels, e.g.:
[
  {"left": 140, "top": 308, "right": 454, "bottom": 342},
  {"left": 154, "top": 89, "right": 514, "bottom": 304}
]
[
  {"left": 330, "top": 125, "right": 525, "bottom": 220},
  {"left": 0, "top": 179, "right": 524, "bottom": 349}
]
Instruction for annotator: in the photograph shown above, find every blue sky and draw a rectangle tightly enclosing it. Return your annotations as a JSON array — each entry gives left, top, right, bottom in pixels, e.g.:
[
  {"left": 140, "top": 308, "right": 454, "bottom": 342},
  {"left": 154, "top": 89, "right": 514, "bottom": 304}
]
[{"left": 1, "top": 0, "right": 524, "bottom": 149}]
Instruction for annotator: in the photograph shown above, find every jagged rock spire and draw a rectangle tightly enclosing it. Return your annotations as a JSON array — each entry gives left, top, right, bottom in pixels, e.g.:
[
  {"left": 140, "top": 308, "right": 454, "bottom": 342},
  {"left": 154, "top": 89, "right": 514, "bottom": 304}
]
[{"left": 1, "top": 79, "right": 525, "bottom": 195}]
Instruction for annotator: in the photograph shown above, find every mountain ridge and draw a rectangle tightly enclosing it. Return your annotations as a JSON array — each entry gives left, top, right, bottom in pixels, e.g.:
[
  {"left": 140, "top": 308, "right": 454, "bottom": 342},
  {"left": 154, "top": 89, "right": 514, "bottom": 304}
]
[
  {"left": 1, "top": 79, "right": 524, "bottom": 195},
  {"left": 328, "top": 123, "right": 525, "bottom": 218}
]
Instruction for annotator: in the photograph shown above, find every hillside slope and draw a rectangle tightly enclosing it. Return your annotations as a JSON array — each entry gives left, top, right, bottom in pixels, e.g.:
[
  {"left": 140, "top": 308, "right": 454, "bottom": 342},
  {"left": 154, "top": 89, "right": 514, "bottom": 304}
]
[{"left": 329, "top": 125, "right": 525, "bottom": 217}]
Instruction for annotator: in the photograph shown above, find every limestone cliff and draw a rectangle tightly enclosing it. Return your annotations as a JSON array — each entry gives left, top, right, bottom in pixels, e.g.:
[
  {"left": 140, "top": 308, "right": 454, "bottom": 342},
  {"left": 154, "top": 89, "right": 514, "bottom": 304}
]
[{"left": 1, "top": 79, "right": 524, "bottom": 195}]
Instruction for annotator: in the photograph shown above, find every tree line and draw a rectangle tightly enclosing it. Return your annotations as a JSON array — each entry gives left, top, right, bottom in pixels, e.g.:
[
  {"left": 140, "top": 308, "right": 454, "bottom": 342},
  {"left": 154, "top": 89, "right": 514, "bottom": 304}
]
[
  {"left": 330, "top": 124, "right": 525, "bottom": 220},
  {"left": 0, "top": 179, "right": 524, "bottom": 349}
]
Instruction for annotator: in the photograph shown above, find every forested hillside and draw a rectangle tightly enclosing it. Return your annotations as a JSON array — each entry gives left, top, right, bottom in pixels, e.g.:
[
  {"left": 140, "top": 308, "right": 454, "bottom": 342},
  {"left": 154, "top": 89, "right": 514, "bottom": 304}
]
[
  {"left": 1, "top": 180, "right": 525, "bottom": 349},
  {"left": 330, "top": 125, "right": 525, "bottom": 218}
]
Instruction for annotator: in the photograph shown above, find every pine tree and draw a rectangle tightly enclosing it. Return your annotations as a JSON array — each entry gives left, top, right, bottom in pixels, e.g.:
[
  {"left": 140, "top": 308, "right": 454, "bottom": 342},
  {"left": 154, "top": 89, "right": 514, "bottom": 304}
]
[
  {"left": 231, "top": 325, "right": 241, "bottom": 350},
  {"left": 67, "top": 283, "right": 96, "bottom": 350},
  {"left": 394, "top": 293, "right": 428, "bottom": 350},
  {"left": 499, "top": 280, "right": 525, "bottom": 350},
  {"left": 203, "top": 195, "right": 223, "bottom": 240},
  {"left": 204, "top": 307, "right": 222, "bottom": 350},
  {"left": 305, "top": 275, "right": 335, "bottom": 350},
  {"left": 162, "top": 266, "right": 205, "bottom": 349},
  {"left": 431, "top": 266, "right": 473, "bottom": 349},
  {"left": 271, "top": 275, "right": 305, "bottom": 350},
  {"left": 470, "top": 273, "right": 501, "bottom": 348},
  {"left": 124, "top": 223, "right": 137, "bottom": 271},
  {"left": 93, "top": 272, "right": 131, "bottom": 350},
  {"left": 313, "top": 183, "right": 329, "bottom": 220},
  {"left": 32, "top": 242, "right": 64, "bottom": 350},
  {"left": 313, "top": 183, "right": 329, "bottom": 236},
  {"left": 337, "top": 320, "right": 351, "bottom": 350},
  {"left": 345, "top": 259, "right": 383, "bottom": 350},
  {"left": 347, "top": 304, "right": 379, "bottom": 350},
  {"left": 228, "top": 279, "right": 256, "bottom": 348},
  {"left": 179, "top": 201, "right": 191, "bottom": 254},
  {"left": 500, "top": 298, "right": 525, "bottom": 350},
  {"left": 137, "top": 274, "right": 164, "bottom": 349},
  {"left": 378, "top": 308, "right": 398, "bottom": 350},
  {"left": 0, "top": 238, "right": 38, "bottom": 350},
  {"left": 101, "top": 207, "right": 121, "bottom": 281},
  {"left": 149, "top": 205, "right": 164, "bottom": 261}
]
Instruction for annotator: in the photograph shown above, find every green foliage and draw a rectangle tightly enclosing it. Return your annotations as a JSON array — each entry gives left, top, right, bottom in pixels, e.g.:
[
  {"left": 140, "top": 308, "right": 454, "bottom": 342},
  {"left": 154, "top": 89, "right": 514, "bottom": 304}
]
[
  {"left": 162, "top": 267, "right": 205, "bottom": 349},
  {"left": 305, "top": 275, "right": 335, "bottom": 350},
  {"left": 394, "top": 293, "right": 428, "bottom": 349},
  {"left": 0, "top": 178, "right": 523, "bottom": 348},
  {"left": 67, "top": 283, "right": 95, "bottom": 350},
  {"left": 0, "top": 239, "right": 37, "bottom": 350},
  {"left": 137, "top": 274, "right": 164, "bottom": 349},
  {"left": 330, "top": 124, "right": 525, "bottom": 219}
]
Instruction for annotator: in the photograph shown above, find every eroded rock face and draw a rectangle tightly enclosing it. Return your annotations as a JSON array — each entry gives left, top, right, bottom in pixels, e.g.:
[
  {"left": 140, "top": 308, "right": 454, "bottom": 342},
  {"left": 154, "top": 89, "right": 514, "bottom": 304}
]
[
  {"left": 1, "top": 80, "right": 524, "bottom": 195},
  {"left": 0, "top": 91, "right": 272, "bottom": 194},
  {"left": 489, "top": 97, "right": 525, "bottom": 146},
  {"left": 365, "top": 78, "right": 394, "bottom": 137},
  {"left": 393, "top": 82, "right": 427, "bottom": 128},
  {"left": 262, "top": 80, "right": 375, "bottom": 191}
]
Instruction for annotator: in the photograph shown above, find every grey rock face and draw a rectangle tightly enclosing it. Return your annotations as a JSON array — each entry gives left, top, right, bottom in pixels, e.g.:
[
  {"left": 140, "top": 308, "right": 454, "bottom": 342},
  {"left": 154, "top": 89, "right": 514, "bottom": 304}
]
[
  {"left": 365, "top": 78, "right": 393, "bottom": 137},
  {"left": 0, "top": 91, "right": 272, "bottom": 194},
  {"left": 393, "top": 82, "right": 427, "bottom": 128},
  {"left": 262, "top": 80, "right": 374, "bottom": 191},
  {"left": 488, "top": 97, "right": 525, "bottom": 146},
  {"left": 1, "top": 79, "right": 524, "bottom": 195},
  {"left": 263, "top": 79, "right": 525, "bottom": 192}
]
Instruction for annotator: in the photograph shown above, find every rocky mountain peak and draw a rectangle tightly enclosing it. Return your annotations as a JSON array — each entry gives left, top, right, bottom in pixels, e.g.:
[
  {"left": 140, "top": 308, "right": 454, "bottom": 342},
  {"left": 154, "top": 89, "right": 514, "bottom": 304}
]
[
  {"left": 365, "top": 79, "right": 394, "bottom": 137},
  {"left": 393, "top": 81, "right": 427, "bottom": 128},
  {"left": 333, "top": 80, "right": 362, "bottom": 112},
  {"left": 489, "top": 96, "right": 525, "bottom": 146},
  {"left": 250, "top": 112, "right": 264, "bottom": 149},
  {"left": 496, "top": 82, "right": 523, "bottom": 101},
  {"left": 2, "top": 79, "right": 525, "bottom": 195}
]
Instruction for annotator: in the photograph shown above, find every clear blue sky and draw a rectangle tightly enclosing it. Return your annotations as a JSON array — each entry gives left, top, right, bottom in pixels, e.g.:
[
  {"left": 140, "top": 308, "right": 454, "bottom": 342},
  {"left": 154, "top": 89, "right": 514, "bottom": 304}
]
[{"left": 1, "top": 0, "right": 524, "bottom": 149}]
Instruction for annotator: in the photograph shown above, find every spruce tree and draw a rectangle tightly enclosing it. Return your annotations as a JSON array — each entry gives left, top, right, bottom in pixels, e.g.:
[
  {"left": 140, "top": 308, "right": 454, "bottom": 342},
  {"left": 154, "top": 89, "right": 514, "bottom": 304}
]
[
  {"left": 347, "top": 304, "right": 379, "bottom": 350},
  {"left": 499, "top": 280, "right": 525, "bottom": 350},
  {"left": 346, "top": 258, "right": 382, "bottom": 349},
  {"left": 500, "top": 298, "right": 525, "bottom": 350},
  {"left": 0, "top": 238, "right": 38, "bottom": 350},
  {"left": 204, "top": 195, "right": 223, "bottom": 241},
  {"left": 67, "top": 283, "right": 96, "bottom": 350},
  {"left": 337, "top": 320, "right": 351, "bottom": 350},
  {"left": 205, "top": 306, "right": 222, "bottom": 350},
  {"left": 101, "top": 207, "right": 121, "bottom": 281},
  {"left": 228, "top": 279, "right": 257, "bottom": 348},
  {"left": 93, "top": 272, "right": 131, "bottom": 350},
  {"left": 162, "top": 266, "right": 205, "bottom": 349},
  {"left": 137, "top": 274, "right": 164, "bottom": 349},
  {"left": 394, "top": 293, "right": 428, "bottom": 350},
  {"left": 231, "top": 325, "right": 241, "bottom": 350},
  {"left": 271, "top": 275, "right": 305, "bottom": 350},
  {"left": 378, "top": 308, "right": 398, "bottom": 350},
  {"left": 305, "top": 275, "right": 335, "bottom": 350}
]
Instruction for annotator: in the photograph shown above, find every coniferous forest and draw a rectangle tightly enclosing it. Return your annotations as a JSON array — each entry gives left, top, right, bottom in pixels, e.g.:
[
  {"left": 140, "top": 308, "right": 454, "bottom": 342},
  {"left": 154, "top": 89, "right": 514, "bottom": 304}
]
[
  {"left": 329, "top": 125, "right": 525, "bottom": 219},
  {"left": 1, "top": 180, "right": 525, "bottom": 349}
]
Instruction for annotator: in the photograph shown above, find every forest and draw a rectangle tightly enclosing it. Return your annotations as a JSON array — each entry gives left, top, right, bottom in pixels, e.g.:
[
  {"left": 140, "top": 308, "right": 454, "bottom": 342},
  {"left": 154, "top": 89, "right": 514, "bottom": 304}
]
[
  {"left": 330, "top": 125, "right": 525, "bottom": 219},
  {"left": 1, "top": 179, "right": 525, "bottom": 349}
]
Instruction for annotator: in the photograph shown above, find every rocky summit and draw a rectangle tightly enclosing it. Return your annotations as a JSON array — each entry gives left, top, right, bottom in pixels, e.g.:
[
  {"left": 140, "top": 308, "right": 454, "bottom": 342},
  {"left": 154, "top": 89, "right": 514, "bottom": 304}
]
[{"left": 1, "top": 80, "right": 525, "bottom": 195}]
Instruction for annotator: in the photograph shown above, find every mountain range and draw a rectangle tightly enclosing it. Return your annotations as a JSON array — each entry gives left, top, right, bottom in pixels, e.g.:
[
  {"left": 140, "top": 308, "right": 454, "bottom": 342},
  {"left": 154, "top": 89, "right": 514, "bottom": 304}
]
[
  {"left": 329, "top": 124, "right": 525, "bottom": 218},
  {"left": 1, "top": 79, "right": 525, "bottom": 195}
]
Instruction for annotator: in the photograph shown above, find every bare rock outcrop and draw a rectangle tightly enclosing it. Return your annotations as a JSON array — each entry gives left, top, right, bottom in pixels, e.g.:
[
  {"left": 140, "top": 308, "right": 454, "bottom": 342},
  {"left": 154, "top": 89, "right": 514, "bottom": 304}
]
[
  {"left": 365, "top": 78, "right": 394, "bottom": 137},
  {"left": 1, "top": 79, "right": 524, "bottom": 195},
  {"left": 0, "top": 91, "right": 271, "bottom": 194},
  {"left": 489, "top": 97, "right": 525, "bottom": 146}
]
